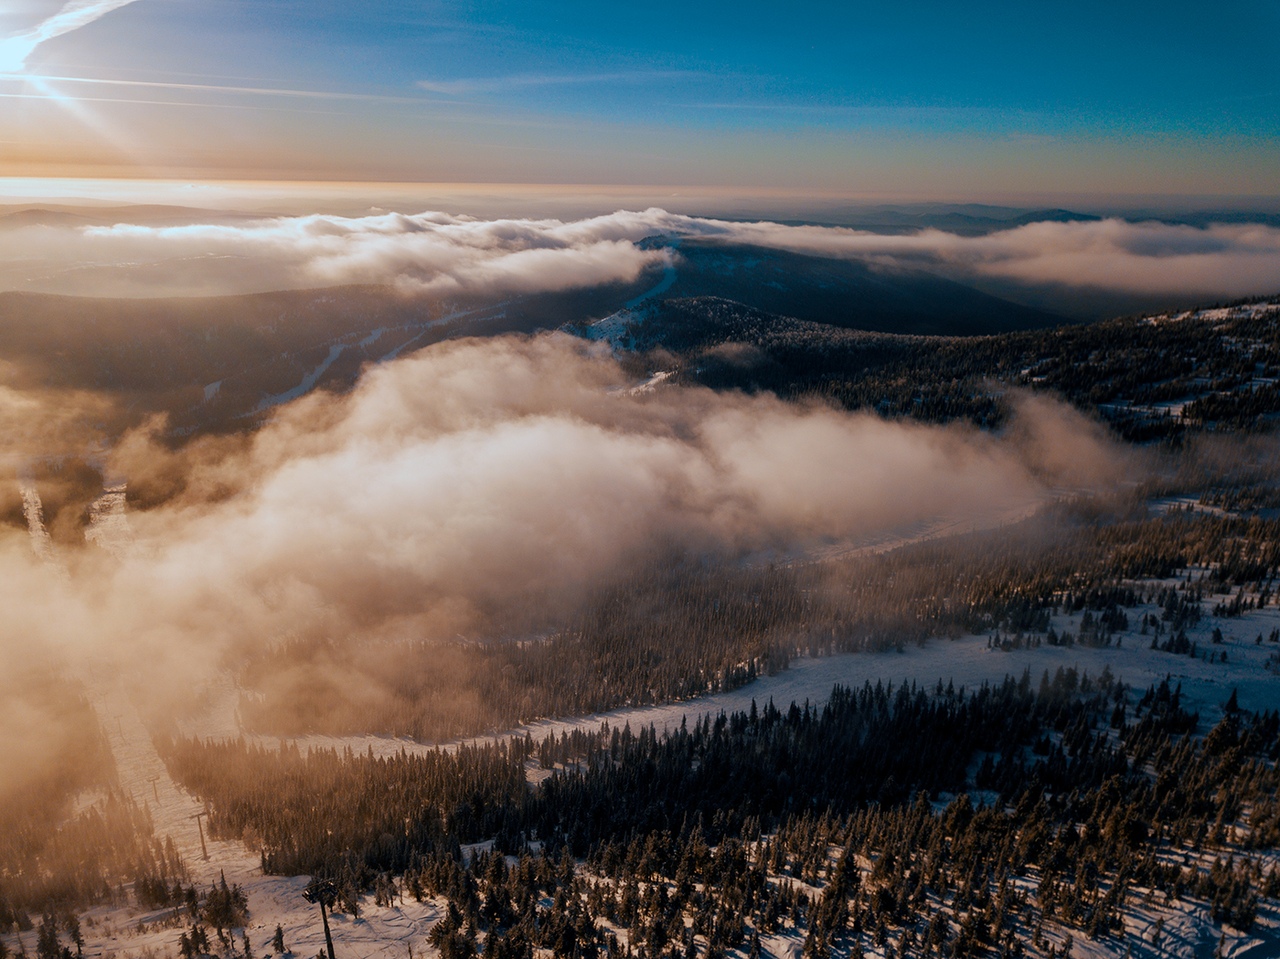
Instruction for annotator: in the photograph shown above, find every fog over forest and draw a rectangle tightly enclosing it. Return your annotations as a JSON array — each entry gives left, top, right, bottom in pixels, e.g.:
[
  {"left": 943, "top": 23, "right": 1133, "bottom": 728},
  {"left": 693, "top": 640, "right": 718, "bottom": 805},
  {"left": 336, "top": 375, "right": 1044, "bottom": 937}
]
[
  {"left": 3, "top": 194, "right": 1280, "bottom": 959},
  {"left": 0, "top": 327, "right": 1133, "bottom": 794}
]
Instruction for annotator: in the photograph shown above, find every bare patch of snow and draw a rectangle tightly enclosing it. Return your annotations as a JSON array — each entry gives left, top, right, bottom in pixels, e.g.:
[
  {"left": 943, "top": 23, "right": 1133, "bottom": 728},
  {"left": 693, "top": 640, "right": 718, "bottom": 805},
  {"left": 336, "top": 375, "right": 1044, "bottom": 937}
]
[{"left": 86, "top": 484, "right": 137, "bottom": 558}]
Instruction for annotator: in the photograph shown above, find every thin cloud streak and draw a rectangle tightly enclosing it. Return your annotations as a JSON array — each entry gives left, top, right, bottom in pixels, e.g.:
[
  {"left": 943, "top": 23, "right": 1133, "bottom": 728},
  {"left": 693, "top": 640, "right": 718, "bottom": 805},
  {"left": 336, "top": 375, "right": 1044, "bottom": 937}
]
[
  {"left": 14, "top": 73, "right": 442, "bottom": 104},
  {"left": 1, "top": 74, "right": 591, "bottom": 129},
  {"left": 0, "top": 0, "right": 142, "bottom": 73},
  {"left": 0, "top": 90, "right": 364, "bottom": 115},
  {"left": 678, "top": 101, "right": 998, "bottom": 117},
  {"left": 417, "top": 70, "right": 704, "bottom": 96}
]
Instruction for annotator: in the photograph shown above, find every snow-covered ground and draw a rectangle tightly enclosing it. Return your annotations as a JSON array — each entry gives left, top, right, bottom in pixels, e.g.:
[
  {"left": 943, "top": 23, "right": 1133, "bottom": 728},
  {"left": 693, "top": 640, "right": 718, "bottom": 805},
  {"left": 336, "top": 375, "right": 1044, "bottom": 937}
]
[
  {"left": 583, "top": 254, "right": 678, "bottom": 349},
  {"left": 12, "top": 588, "right": 1280, "bottom": 959},
  {"left": 12, "top": 473, "right": 1280, "bottom": 959},
  {"left": 62, "top": 873, "right": 442, "bottom": 959},
  {"left": 1165, "top": 302, "right": 1280, "bottom": 325}
]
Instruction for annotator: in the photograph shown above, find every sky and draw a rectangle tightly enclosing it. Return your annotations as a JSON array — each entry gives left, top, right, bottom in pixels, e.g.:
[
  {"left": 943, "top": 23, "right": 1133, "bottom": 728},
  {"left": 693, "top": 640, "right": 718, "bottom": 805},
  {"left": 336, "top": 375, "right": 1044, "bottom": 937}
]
[{"left": 0, "top": 0, "right": 1278, "bottom": 199}]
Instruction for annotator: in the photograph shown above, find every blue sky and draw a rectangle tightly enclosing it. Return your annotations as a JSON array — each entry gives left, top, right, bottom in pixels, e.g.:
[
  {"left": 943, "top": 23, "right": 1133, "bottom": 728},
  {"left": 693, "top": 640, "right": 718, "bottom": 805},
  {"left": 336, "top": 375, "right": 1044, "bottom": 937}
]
[{"left": 1, "top": 0, "right": 1277, "bottom": 197}]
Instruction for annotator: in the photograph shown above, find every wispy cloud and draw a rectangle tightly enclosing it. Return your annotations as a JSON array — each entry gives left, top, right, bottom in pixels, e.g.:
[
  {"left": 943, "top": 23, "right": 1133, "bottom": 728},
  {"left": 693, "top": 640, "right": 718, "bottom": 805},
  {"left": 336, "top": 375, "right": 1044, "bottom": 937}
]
[
  {"left": 0, "top": 0, "right": 142, "bottom": 74},
  {"left": 16, "top": 72, "right": 438, "bottom": 104},
  {"left": 1, "top": 73, "right": 590, "bottom": 127},
  {"left": 417, "top": 70, "right": 702, "bottom": 96}
]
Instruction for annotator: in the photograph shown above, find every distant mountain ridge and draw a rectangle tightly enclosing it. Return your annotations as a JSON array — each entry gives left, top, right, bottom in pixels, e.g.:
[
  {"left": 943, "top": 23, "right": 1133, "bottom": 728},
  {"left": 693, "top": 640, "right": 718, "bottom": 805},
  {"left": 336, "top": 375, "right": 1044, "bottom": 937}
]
[
  {"left": 790, "top": 205, "right": 1102, "bottom": 236},
  {"left": 643, "top": 238, "right": 1065, "bottom": 335}
]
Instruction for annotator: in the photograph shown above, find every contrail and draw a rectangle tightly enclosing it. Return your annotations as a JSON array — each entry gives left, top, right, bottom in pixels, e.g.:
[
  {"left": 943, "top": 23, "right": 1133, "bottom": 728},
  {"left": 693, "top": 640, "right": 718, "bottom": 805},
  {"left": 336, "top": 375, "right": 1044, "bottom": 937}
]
[{"left": 0, "top": 0, "right": 141, "bottom": 73}]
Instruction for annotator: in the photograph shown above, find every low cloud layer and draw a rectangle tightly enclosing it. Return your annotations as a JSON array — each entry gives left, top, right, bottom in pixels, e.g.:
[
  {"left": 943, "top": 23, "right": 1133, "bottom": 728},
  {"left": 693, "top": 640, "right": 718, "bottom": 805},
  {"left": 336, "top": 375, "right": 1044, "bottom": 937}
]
[
  {"left": 0, "top": 333, "right": 1127, "bottom": 788},
  {"left": 0, "top": 210, "right": 681, "bottom": 299},
  {"left": 2, "top": 208, "right": 1279, "bottom": 302},
  {"left": 715, "top": 217, "right": 1280, "bottom": 300}
]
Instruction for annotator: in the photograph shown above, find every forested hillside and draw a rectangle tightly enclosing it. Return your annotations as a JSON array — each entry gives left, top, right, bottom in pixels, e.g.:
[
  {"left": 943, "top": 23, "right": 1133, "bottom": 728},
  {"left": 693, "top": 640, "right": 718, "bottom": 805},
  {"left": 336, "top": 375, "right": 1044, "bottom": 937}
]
[
  {"left": 618, "top": 297, "right": 1280, "bottom": 441},
  {"left": 162, "top": 674, "right": 1280, "bottom": 958}
]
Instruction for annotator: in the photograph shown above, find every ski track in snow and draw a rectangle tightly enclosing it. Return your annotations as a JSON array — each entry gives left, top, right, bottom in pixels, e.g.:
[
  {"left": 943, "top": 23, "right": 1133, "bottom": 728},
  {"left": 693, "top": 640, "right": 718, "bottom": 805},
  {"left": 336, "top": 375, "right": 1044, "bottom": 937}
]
[
  {"left": 378, "top": 302, "right": 513, "bottom": 364},
  {"left": 25, "top": 493, "right": 445, "bottom": 959},
  {"left": 71, "top": 682, "right": 443, "bottom": 959},
  {"left": 624, "top": 259, "right": 678, "bottom": 310},
  {"left": 86, "top": 485, "right": 137, "bottom": 558},
  {"left": 750, "top": 491, "right": 1052, "bottom": 570},
  {"left": 620, "top": 369, "right": 673, "bottom": 396},
  {"left": 254, "top": 345, "right": 347, "bottom": 413},
  {"left": 213, "top": 589, "right": 1280, "bottom": 769},
  {"left": 585, "top": 256, "right": 679, "bottom": 348},
  {"left": 19, "top": 477, "right": 56, "bottom": 564}
]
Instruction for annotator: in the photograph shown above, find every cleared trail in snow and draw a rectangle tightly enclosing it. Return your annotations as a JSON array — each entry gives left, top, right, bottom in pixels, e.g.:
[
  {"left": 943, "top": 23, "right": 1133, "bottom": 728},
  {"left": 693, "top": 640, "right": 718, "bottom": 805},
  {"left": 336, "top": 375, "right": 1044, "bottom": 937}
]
[
  {"left": 57, "top": 485, "right": 446, "bottom": 959},
  {"left": 460, "top": 606, "right": 1280, "bottom": 755},
  {"left": 85, "top": 484, "right": 137, "bottom": 558},
  {"left": 254, "top": 344, "right": 347, "bottom": 413},
  {"left": 584, "top": 253, "right": 678, "bottom": 348},
  {"left": 90, "top": 677, "right": 253, "bottom": 886},
  {"left": 73, "top": 485, "right": 258, "bottom": 887},
  {"left": 19, "top": 476, "right": 60, "bottom": 569},
  {"left": 231, "top": 590, "right": 1280, "bottom": 773}
]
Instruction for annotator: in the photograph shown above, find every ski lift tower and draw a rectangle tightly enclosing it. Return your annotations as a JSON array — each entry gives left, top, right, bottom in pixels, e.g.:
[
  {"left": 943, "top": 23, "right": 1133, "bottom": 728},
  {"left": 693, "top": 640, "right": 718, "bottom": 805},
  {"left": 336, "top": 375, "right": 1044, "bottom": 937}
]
[{"left": 302, "top": 878, "right": 338, "bottom": 959}]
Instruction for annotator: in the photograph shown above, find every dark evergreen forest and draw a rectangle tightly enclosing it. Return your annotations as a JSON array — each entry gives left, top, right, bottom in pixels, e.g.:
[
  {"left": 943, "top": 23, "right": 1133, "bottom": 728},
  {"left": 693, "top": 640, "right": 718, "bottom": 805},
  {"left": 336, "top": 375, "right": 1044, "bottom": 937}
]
[
  {"left": 160, "top": 674, "right": 1280, "bottom": 958},
  {"left": 0, "top": 679, "right": 187, "bottom": 929},
  {"left": 631, "top": 298, "right": 1280, "bottom": 441}
]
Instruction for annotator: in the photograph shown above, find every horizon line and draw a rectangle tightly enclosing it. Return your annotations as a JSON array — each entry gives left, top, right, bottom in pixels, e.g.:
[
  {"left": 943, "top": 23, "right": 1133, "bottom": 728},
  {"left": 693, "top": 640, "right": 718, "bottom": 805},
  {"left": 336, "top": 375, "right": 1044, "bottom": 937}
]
[{"left": 1, "top": 176, "right": 1279, "bottom": 209}]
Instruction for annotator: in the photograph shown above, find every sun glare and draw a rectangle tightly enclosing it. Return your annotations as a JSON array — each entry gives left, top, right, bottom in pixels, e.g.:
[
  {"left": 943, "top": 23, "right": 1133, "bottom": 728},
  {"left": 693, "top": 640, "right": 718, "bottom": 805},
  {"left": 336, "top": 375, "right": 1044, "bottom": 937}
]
[
  {"left": 0, "top": 35, "right": 34, "bottom": 76},
  {"left": 27, "top": 75, "right": 74, "bottom": 104}
]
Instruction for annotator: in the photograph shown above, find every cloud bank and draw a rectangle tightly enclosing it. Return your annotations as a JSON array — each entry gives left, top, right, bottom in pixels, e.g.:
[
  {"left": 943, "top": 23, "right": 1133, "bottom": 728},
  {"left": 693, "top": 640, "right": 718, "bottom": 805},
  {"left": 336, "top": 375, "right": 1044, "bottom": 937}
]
[
  {"left": 0, "top": 210, "right": 680, "bottom": 298},
  {"left": 713, "top": 216, "right": 1280, "bottom": 300},
  {"left": 0, "top": 334, "right": 1125, "bottom": 767},
  {"left": 2, "top": 208, "right": 1279, "bottom": 302}
]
